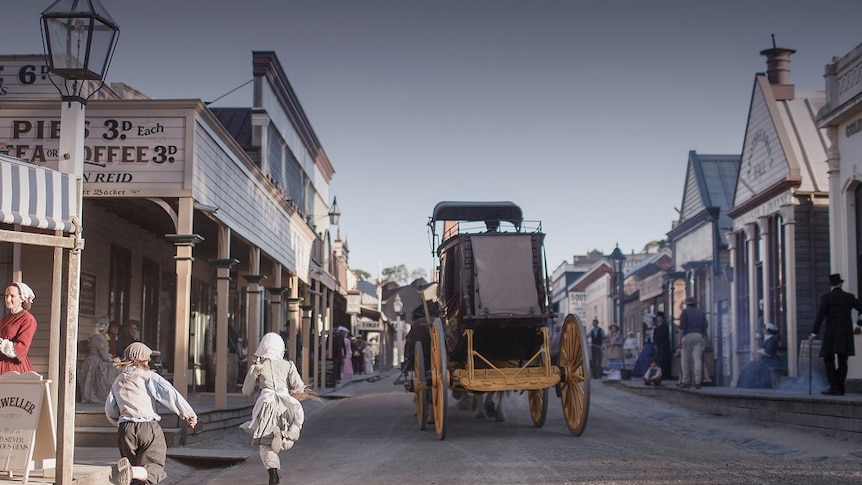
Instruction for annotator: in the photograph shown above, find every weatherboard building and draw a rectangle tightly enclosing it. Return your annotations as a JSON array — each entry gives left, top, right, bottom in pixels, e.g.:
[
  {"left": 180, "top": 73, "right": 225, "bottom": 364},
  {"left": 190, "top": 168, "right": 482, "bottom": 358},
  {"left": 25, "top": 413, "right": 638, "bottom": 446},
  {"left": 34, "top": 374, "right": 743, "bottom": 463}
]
[{"left": 0, "top": 52, "right": 353, "bottom": 406}]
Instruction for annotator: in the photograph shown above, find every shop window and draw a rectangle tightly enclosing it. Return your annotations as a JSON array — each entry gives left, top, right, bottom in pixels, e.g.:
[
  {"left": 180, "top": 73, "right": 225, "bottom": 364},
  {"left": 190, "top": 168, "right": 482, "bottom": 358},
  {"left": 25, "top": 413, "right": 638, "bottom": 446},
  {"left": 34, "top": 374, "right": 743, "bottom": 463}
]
[{"left": 767, "top": 214, "right": 786, "bottom": 346}]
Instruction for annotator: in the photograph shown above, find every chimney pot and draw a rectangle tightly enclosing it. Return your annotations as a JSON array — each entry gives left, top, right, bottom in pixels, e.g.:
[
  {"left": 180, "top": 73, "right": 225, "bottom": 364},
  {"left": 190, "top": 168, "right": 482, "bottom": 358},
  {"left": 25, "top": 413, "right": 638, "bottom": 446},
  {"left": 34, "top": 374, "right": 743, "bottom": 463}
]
[{"left": 760, "top": 46, "right": 796, "bottom": 101}]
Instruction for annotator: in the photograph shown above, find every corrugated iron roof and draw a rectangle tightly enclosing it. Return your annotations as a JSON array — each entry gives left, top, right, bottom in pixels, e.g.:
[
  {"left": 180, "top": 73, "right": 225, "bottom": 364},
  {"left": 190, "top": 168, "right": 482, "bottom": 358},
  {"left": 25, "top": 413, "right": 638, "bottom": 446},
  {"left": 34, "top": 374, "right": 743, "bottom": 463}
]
[{"left": 210, "top": 108, "right": 253, "bottom": 149}]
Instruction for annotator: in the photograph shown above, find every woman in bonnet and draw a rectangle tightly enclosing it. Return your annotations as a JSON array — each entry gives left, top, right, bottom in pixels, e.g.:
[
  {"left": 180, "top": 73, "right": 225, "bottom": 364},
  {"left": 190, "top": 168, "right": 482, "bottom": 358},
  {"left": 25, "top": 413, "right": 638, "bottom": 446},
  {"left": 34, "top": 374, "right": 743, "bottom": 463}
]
[
  {"left": 78, "top": 316, "right": 117, "bottom": 403},
  {"left": 0, "top": 281, "right": 37, "bottom": 374},
  {"left": 242, "top": 332, "right": 318, "bottom": 485}
]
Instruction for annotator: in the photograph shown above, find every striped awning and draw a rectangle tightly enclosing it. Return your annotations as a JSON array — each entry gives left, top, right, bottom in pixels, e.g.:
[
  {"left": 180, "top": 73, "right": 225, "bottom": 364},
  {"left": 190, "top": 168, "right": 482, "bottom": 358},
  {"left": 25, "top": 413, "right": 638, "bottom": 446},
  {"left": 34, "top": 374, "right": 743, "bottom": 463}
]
[{"left": 0, "top": 154, "right": 78, "bottom": 234}]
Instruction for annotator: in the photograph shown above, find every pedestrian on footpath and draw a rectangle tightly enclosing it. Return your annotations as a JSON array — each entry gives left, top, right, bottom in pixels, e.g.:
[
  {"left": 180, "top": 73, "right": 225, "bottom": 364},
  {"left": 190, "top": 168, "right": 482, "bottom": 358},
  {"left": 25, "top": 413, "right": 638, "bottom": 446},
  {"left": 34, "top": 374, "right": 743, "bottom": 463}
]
[
  {"left": 603, "top": 323, "right": 624, "bottom": 381},
  {"left": 678, "top": 297, "right": 708, "bottom": 389},
  {"left": 652, "top": 311, "right": 673, "bottom": 380},
  {"left": 241, "top": 332, "right": 319, "bottom": 484},
  {"left": 105, "top": 342, "right": 198, "bottom": 485},
  {"left": 587, "top": 319, "right": 605, "bottom": 379},
  {"left": 808, "top": 273, "right": 862, "bottom": 396}
]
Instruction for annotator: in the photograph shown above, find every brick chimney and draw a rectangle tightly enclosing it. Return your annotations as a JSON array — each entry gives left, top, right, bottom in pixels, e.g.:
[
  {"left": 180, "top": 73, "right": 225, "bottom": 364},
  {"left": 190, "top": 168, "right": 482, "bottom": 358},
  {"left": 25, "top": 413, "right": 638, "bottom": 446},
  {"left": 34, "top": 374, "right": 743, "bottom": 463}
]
[{"left": 760, "top": 37, "right": 795, "bottom": 101}]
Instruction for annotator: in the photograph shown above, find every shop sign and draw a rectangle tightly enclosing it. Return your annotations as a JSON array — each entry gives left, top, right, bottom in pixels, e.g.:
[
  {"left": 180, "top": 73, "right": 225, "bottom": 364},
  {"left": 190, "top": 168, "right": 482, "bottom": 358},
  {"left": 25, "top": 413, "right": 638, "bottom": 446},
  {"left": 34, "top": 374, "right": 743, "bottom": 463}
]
[
  {"left": 0, "top": 56, "right": 114, "bottom": 101},
  {"left": 355, "top": 318, "right": 382, "bottom": 331},
  {"left": 732, "top": 191, "right": 791, "bottom": 229},
  {"left": 567, "top": 291, "right": 586, "bottom": 320},
  {"left": 0, "top": 373, "right": 55, "bottom": 475},
  {"left": 346, "top": 292, "right": 361, "bottom": 315},
  {"left": 0, "top": 111, "right": 186, "bottom": 197}
]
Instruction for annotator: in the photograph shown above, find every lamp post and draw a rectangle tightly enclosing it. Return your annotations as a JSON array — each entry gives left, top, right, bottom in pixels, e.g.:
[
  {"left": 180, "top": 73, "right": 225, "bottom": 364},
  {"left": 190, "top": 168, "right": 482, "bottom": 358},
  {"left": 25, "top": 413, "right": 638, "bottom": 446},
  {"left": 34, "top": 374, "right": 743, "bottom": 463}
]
[
  {"left": 609, "top": 244, "right": 626, "bottom": 335},
  {"left": 393, "top": 293, "right": 404, "bottom": 367},
  {"left": 41, "top": 2, "right": 118, "bottom": 484}
]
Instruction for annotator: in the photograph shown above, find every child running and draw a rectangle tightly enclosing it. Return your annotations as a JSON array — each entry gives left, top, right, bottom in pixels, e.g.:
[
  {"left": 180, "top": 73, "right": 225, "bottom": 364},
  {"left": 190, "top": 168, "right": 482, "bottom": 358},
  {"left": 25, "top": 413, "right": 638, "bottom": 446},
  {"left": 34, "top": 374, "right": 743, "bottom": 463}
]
[
  {"left": 241, "top": 332, "right": 318, "bottom": 485},
  {"left": 105, "top": 342, "right": 197, "bottom": 485}
]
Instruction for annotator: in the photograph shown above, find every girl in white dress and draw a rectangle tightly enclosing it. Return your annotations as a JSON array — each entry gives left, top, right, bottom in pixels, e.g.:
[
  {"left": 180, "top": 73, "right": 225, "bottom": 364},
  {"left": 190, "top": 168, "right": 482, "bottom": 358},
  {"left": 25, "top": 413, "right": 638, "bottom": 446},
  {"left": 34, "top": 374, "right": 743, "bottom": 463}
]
[{"left": 241, "top": 332, "right": 317, "bottom": 485}]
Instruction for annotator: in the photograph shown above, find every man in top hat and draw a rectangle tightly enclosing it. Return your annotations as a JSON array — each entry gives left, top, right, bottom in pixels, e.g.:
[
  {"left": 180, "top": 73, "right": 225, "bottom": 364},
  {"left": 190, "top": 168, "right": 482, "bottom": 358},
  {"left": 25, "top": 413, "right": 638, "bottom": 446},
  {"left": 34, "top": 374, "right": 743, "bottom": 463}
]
[
  {"left": 809, "top": 273, "right": 862, "bottom": 395},
  {"left": 678, "top": 297, "right": 708, "bottom": 389}
]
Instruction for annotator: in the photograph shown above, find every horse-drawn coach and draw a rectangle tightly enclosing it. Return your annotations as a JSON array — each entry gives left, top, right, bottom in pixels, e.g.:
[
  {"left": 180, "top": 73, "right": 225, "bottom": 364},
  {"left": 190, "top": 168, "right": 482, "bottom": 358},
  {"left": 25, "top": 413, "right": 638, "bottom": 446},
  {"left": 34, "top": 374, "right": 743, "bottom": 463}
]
[{"left": 404, "top": 201, "right": 591, "bottom": 440}]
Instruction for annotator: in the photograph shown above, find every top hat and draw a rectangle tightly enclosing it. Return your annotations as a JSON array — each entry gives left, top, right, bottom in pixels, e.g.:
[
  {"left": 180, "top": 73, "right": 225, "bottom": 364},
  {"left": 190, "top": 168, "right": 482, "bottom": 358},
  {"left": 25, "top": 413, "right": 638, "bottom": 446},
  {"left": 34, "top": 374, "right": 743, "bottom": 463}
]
[
  {"left": 684, "top": 297, "right": 696, "bottom": 305},
  {"left": 829, "top": 273, "right": 844, "bottom": 286}
]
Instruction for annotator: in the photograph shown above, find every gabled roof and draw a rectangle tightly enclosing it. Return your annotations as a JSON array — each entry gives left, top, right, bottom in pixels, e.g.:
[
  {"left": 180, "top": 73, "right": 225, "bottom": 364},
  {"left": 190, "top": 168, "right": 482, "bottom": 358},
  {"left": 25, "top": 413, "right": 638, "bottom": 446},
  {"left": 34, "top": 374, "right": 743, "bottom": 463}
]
[
  {"left": 679, "top": 151, "right": 740, "bottom": 233},
  {"left": 731, "top": 75, "right": 828, "bottom": 216},
  {"left": 568, "top": 260, "right": 613, "bottom": 292},
  {"left": 626, "top": 249, "right": 673, "bottom": 278}
]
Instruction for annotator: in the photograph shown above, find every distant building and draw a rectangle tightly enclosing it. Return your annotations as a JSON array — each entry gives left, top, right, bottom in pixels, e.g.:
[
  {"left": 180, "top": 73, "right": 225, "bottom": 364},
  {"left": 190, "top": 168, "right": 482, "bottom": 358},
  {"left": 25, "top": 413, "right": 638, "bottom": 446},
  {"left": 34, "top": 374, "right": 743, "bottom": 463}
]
[
  {"left": 667, "top": 151, "right": 740, "bottom": 386},
  {"left": 548, "top": 250, "right": 605, "bottom": 324}
]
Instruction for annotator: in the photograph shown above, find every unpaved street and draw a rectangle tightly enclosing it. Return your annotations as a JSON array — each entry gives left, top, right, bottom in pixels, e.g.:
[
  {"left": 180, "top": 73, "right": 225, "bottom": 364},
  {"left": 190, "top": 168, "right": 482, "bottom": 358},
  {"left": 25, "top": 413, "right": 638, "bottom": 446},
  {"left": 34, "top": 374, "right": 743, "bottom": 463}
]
[{"left": 188, "top": 374, "right": 861, "bottom": 485}]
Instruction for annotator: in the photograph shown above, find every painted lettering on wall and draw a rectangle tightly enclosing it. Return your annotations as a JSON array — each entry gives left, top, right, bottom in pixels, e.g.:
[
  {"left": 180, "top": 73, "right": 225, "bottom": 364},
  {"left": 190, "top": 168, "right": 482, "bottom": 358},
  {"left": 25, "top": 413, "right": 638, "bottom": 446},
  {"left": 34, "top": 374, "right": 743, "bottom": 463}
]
[
  {"left": 838, "top": 61, "right": 862, "bottom": 98},
  {"left": 0, "top": 113, "right": 186, "bottom": 195},
  {"left": 846, "top": 117, "right": 862, "bottom": 138},
  {"left": 6, "top": 118, "right": 180, "bottom": 165},
  {"left": 732, "top": 191, "right": 792, "bottom": 230},
  {"left": 0, "top": 58, "right": 63, "bottom": 99},
  {"left": 746, "top": 128, "right": 774, "bottom": 180}
]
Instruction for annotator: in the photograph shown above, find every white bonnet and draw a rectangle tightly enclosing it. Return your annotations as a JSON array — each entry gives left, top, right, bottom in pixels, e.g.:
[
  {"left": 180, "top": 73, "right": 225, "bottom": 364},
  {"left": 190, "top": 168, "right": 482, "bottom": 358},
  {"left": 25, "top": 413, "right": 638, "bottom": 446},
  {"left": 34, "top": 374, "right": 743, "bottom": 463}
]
[
  {"left": 255, "top": 332, "right": 285, "bottom": 360},
  {"left": 124, "top": 342, "right": 152, "bottom": 361},
  {"left": 12, "top": 282, "right": 35, "bottom": 302}
]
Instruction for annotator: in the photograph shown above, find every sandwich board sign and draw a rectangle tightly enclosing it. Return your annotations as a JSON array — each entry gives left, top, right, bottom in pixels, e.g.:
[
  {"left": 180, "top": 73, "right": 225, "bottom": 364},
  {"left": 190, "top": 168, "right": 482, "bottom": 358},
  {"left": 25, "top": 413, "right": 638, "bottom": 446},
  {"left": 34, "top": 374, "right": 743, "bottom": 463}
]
[{"left": 0, "top": 371, "right": 56, "bottom": 483}]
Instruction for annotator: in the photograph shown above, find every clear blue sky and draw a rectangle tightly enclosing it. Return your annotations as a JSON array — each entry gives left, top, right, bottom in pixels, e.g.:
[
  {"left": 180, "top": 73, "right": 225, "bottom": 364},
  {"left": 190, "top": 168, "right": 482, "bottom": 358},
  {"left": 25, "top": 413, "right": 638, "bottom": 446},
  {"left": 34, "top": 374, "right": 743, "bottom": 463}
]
[{"left": 4, "top": 1, "right": 862, "bottom": 279}]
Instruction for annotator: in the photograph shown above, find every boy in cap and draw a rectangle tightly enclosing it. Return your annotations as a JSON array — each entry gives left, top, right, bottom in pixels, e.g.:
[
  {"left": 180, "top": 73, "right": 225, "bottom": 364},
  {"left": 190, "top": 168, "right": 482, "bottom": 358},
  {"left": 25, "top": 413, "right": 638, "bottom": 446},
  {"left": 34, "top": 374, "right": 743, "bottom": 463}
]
[{"left": 105, "top": 342, "right": 197, "bottom": 484}]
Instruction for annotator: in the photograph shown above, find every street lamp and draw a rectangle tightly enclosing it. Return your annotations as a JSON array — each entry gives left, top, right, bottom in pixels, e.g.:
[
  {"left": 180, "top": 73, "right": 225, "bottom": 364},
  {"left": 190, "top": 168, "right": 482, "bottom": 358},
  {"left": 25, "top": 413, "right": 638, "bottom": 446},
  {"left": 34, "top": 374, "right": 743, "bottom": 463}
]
[
  {"left": 609, "top": 244, "right": 626, "bottom": 335},
  {"left": 328, "top": 196, "right": 341, "bottom": 225},
  {"left": 393, "top": 293, "right": 404, "bottom": 367},
  {"left": 310, "top": 196, "right": 341, "bottom": 227},
  {"left": 41, "top": 2, "right": 119, "bottom": 483},
  {"left": 41, "top": 0, "right": 119, "bottom": 85}
]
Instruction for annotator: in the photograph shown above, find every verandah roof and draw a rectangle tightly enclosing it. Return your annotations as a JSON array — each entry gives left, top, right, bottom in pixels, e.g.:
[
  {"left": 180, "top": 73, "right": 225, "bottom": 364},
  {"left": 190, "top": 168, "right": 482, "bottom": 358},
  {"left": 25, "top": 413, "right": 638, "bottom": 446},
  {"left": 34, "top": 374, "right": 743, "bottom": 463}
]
[{"left": 0, "top": 153, "right": 77, "bottom": 234}]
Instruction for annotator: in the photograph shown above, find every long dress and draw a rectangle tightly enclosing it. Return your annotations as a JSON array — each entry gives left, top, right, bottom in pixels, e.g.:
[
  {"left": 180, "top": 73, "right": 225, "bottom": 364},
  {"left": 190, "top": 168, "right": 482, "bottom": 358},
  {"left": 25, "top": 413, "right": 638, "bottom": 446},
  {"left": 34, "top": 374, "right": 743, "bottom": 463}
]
[
  {"left": 603, "top": 330, "right": 624, "bottom": 379},
  {"left": 241, "top": 358, "right": 306, "bottom": 447},
  {"left": 78, "top": 333, "right": 116, "bottom": 403},
  {"left": 0, "top": 310, "right": 37, "bottom": 374},
  {"left": 737, "top": 335, "right": 783, "bottom": 389},
  {"left": 341, "top": 336, "right": 354, "bottom": 380},
  {"left": 634, "top": 327, "right": 656, "bottom": 378},
  {"left": 363, "top": 345, "right": 374, "bottom": 375}
]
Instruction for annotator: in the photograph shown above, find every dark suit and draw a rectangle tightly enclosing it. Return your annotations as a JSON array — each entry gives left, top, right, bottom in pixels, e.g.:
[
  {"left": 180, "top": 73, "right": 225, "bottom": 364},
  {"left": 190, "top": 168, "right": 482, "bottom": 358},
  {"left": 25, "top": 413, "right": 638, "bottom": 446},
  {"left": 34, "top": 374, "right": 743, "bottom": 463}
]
[
  {"left": 653, "top": 320, "right": 672, "bottom": 378},
  {"left": 812, "top": 287, "right": 862, "bottom": 393}
]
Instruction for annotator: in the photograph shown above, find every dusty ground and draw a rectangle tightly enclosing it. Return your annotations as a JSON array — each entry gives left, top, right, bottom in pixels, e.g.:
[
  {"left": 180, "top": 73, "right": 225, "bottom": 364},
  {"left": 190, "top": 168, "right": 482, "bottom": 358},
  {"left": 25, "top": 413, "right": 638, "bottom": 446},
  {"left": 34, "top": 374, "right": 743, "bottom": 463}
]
[{"left": 161, "top": 373, "right": 862, "bottom": 485}]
